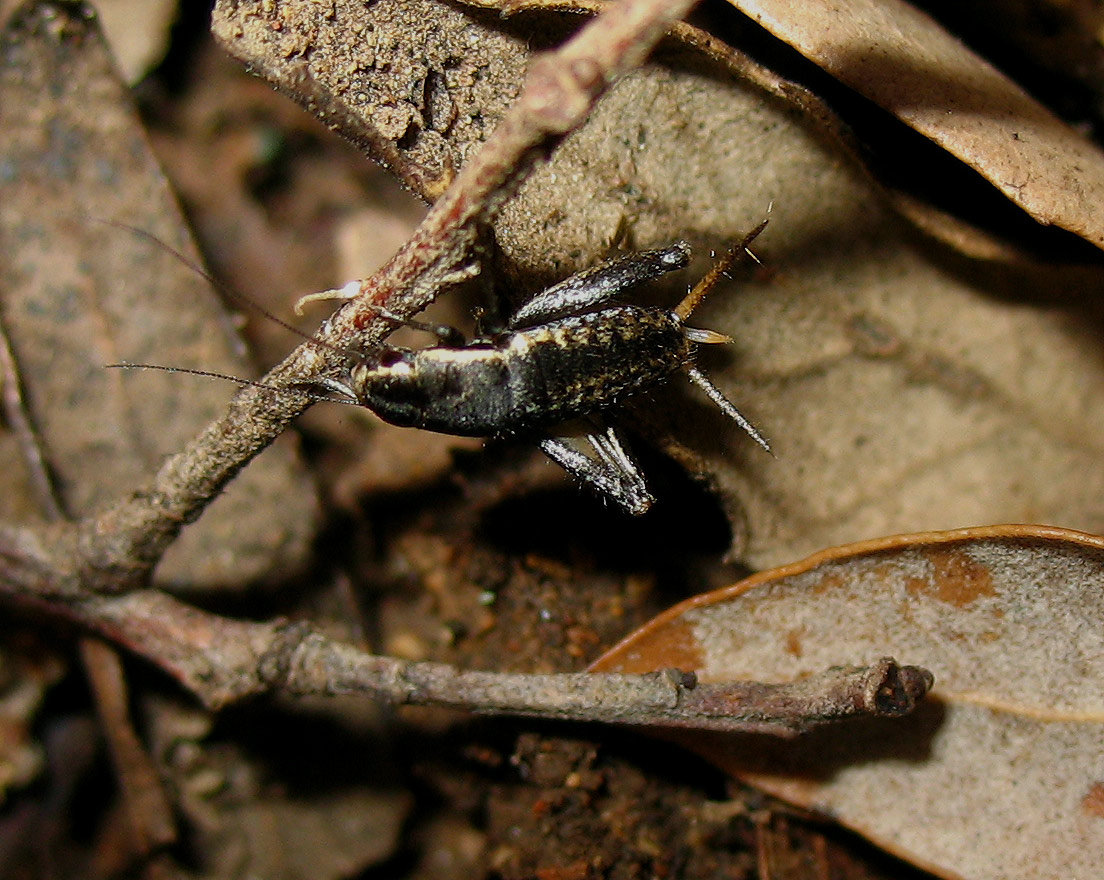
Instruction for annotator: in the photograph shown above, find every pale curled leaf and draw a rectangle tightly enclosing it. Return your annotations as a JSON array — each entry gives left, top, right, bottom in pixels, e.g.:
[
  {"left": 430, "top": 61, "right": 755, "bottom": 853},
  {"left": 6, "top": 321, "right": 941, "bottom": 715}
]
[
  {"left": 687, "top": 209, "right": 1104, "bottom": 567},
  {"left": 460, "top": 0, "right": 1104, "bottom": 258},
  {"left": 95, "top": 0, "right": 178, "bottom": 84},
  {"left": 729, "top": 0, "right": 1104, "bottom": 250},
  {"left": 593, "top": 525, "right": 1104, "bottom": 880}
]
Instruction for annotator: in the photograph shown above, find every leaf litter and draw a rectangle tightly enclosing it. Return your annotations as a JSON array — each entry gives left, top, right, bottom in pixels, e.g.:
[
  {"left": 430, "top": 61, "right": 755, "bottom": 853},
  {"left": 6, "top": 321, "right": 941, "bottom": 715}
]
[
  {"left": 4, "top": 0, "right": 1104, "bottom": 878},
  {"left": 213, "top": 5, "right": 1104, "bottom": 874}
]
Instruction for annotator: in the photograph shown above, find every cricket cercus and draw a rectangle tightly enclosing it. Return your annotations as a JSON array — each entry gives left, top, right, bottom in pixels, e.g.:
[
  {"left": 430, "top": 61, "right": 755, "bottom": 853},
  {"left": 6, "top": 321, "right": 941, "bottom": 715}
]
[{"left": 316, "top": 224, "right": 771, "bottom": 515}]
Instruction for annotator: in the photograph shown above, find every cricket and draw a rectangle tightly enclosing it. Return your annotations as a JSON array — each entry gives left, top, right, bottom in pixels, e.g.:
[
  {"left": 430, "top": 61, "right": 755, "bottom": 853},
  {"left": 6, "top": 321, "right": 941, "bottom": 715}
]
[{"left": 114, "top": 223, "right": 771, "bottom": 515}]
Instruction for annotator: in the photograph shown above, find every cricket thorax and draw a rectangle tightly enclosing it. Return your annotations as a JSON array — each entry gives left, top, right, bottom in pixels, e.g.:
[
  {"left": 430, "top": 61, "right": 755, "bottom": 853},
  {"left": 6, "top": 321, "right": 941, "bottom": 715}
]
[{"left": 349, "top": 344, "right": 508, "bottom": 435}]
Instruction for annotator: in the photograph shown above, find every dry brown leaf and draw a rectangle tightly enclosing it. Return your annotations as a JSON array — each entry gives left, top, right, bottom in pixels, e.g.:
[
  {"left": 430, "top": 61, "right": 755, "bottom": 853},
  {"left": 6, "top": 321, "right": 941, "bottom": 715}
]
[
  {"left": 593, "top": 524, "right": 1104, "bottom": 880},
  {"left": 0, "top": 1, "right": 319, "bottom": 590},
  {"left": 729, "top": 0, "right": 1104, "bottom": 250},
  {"left": 213, "top": 0, "right": 535, "bottom": 202},
  {"left": 94, "top": 0, "right": 178, "bottom": 83},
  {"left": 460, "top": 0, "right": 1104, "bottom": 258},
  {"left": 688, "top": 221, "right": 1104, "bottom": 567}
]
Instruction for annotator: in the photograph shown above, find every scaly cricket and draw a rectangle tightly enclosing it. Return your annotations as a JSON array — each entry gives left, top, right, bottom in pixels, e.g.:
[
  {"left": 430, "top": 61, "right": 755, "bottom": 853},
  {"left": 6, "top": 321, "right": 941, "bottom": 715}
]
[{"left": 115, "top": 223, "right": 771, "bottom": 514}]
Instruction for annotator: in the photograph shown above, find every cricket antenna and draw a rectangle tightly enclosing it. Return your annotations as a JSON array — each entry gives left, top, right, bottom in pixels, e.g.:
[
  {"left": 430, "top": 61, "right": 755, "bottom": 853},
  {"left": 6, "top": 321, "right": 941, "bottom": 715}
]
[
  {"left": 104, "top": 362, "right": 362, "bottom": 406},
  {"left": 673, "top": 218, "right": 768, "bottom": 321},
  {"left": 88, "top": 218, "right": 365, "bottom": 362}
]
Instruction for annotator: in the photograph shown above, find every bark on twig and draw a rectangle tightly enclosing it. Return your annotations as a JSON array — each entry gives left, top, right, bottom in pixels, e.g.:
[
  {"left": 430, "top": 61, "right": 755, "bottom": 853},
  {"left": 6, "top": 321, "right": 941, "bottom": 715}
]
[
  {"left": 71, "top": 588, "right": 933, "bottom": 732},
  {"left": 285, "top": 650, "right": 932, "bottom": 734}
]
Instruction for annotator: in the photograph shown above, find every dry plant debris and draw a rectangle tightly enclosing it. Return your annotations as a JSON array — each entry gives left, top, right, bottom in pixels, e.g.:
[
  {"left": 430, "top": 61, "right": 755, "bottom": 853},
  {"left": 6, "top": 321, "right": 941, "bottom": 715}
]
[
  {"left": 2, "top": 0, "right": 1104, "bottom": 878},
  {"left": 727, "top": 0, "right": 1104, "bottom": 250},
  {"left": 595, "top": 524, "right": 1104, "bottom": 880},
  {"left": 0, "top": 0, "right": 318, "bottom": 591}
]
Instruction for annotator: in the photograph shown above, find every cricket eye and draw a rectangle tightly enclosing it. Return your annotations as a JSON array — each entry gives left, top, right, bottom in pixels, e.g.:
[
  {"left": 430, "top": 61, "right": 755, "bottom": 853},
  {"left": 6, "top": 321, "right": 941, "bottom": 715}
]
[{"left": 378, "top": 349, "right": 407, "bottom": 368}]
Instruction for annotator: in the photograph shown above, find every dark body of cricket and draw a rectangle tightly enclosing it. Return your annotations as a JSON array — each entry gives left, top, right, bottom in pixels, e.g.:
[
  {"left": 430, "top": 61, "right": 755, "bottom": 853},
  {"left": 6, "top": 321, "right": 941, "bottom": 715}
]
[
  {"left": 329, "top": 237, "right": 770, "bottom": 514},
  {"left": 352, "top": 306, "right": 691, "bottom": 436}
]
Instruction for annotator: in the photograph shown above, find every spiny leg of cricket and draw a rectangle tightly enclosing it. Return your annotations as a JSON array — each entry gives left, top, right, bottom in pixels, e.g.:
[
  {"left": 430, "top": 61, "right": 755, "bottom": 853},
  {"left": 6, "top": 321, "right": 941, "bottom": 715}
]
[{"left": 318, "top": 224, "right": 771, "bottom": 515}]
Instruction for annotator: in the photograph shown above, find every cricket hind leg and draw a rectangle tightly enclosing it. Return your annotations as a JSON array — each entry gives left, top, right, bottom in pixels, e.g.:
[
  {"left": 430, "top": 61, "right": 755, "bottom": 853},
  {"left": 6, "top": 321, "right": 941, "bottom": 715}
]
[
  {"left": 507, "top": 243, "right": 692, "bottom": 330},
  {"left": 539, "top": 424, "right": 655, "bottom": 515}
]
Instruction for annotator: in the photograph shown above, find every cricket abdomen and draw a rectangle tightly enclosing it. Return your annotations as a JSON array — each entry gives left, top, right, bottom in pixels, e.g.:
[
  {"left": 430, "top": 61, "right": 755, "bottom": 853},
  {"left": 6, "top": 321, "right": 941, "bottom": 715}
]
[{"left": 504, "top": 307, "right": 689, "bottom": 423}]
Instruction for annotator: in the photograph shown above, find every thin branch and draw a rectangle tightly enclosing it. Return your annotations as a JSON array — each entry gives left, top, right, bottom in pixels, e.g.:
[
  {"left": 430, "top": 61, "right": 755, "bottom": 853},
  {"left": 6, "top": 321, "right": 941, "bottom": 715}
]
[
  {"left": 72, "top": 588, "right": 932, "bottom": 733},
  {"left": 78, "top": 639, "right": 177, "bottom": 855},
  {"left": 286, "top": 651, "right": 933, "bottom": 734},
  {"left": 1, "top": 310, "right": 178, "bottom": 851}
]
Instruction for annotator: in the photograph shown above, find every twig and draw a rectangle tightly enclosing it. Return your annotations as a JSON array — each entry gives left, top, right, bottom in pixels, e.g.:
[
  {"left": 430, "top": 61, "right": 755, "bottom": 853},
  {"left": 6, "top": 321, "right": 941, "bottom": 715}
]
[
  {"left": 78, "top": 639, "right": 177, "bottom": 855},
  {"left": 288, "top": 652, "right": 931, "bottom": 734},
  {"left": 0, "top": 315, "right": 179, "bottom": 853},
  {"left": 71, "top": 588, "right": 932, "bottom": 732}
]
